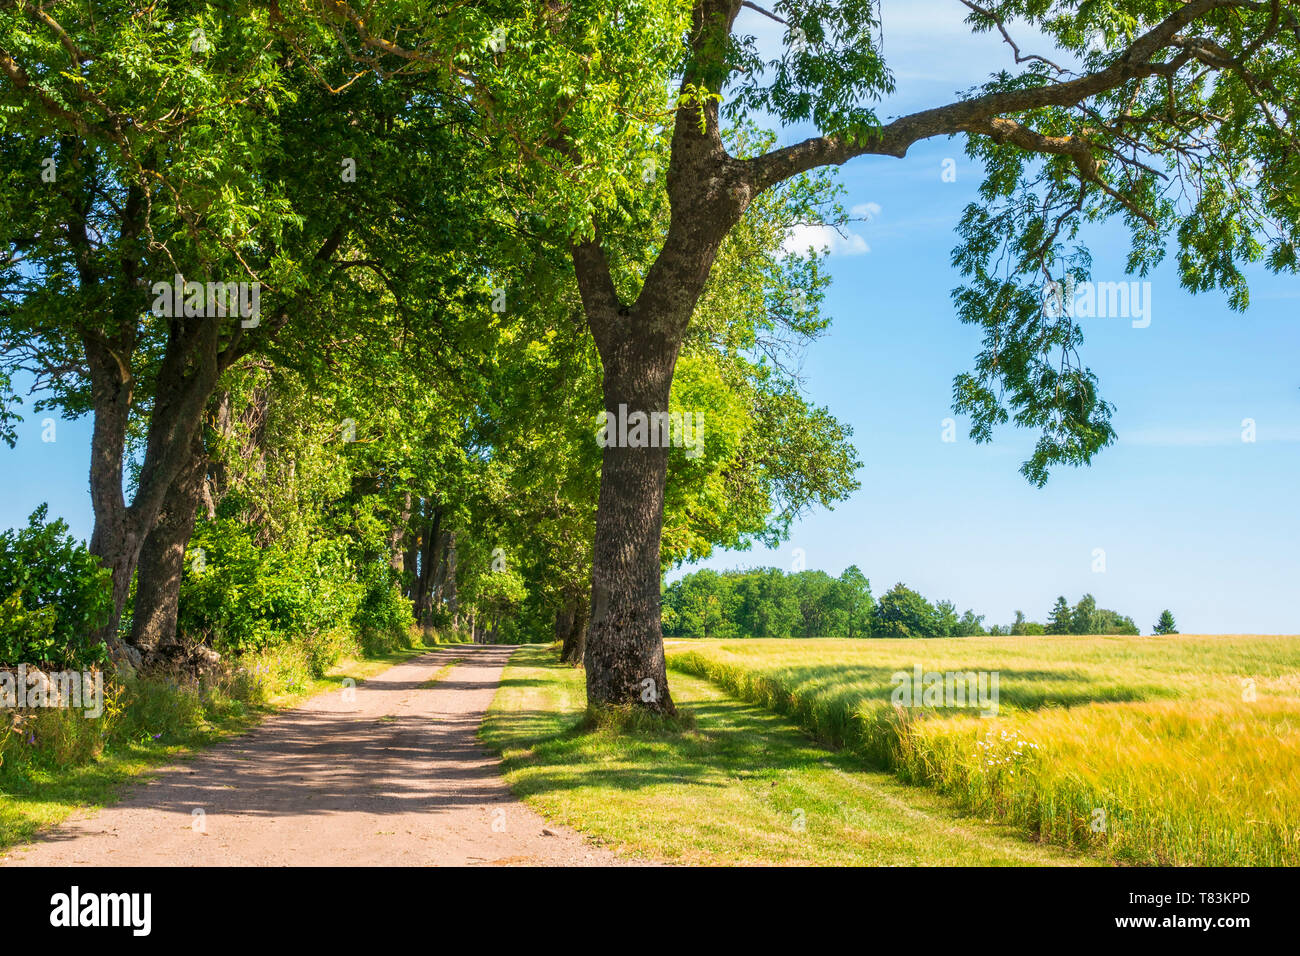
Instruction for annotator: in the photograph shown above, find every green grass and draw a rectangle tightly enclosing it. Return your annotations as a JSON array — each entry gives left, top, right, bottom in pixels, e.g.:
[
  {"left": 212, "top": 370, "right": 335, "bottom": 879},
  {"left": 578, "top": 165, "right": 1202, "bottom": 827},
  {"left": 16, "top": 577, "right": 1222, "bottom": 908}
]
[
  {"left": 0, "top": 630, "right": 455, "bottom": 852},
  {"left": 665, "top": 634, "right": 1300, "bottom": 865},
  {"left": 482, "top": 644, "right": 1090, "bottom": 865}
]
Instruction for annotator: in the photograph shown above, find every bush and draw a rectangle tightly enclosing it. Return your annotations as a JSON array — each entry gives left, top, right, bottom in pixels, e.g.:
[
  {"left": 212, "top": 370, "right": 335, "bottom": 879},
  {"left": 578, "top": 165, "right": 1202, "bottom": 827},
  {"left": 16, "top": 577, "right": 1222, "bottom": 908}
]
[
  {"left": 353, "top": 562, "right": 413, "bottom": 652},
  {"left": 0, "top": 506, "right": 111, "bottom": 668},
  {"left": 178, "top": 518, "right": 362, "bottom": 654}
]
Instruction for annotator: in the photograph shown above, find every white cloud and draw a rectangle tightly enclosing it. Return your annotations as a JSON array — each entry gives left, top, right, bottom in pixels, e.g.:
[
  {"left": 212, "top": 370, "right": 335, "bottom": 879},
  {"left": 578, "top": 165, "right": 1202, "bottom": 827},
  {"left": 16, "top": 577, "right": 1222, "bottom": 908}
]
[
  {"left": 783, "top": 224, "right": 870, "bottom": 257},
  {"left": 851, "top": 201, "right": 882, "bottom": 221}
]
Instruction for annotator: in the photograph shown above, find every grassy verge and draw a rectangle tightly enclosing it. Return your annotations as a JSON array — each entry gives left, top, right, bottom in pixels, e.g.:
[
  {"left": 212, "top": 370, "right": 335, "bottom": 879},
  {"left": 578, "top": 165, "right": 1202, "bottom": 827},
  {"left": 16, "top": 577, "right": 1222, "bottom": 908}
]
[
  {"left": 482, "top": 644, "right": 1090, "bottom": 866},
  {"left": 0, "top": 626, "right": 464, "bottom": 851},
  {"left": 666, "top": 635, "right": 1300, "bottom": 865}
]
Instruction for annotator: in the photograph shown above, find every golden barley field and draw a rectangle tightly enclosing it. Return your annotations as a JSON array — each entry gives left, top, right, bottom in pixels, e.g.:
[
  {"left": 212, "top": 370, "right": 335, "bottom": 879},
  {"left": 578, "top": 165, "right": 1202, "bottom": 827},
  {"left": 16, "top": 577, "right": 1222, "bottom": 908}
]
[{"left": 667, "top": 635, "right": 1300, "bottom": 865}]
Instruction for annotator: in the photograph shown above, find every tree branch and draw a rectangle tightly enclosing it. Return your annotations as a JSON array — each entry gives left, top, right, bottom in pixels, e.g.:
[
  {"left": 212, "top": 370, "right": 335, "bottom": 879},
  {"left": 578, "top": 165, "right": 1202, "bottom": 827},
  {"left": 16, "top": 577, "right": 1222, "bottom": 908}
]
[
  {"left": 571, "top": 238, "right": 623, "bottom": 347},
  {"left": 746, "top": 0, "right": 1243, "bottom": 191}
]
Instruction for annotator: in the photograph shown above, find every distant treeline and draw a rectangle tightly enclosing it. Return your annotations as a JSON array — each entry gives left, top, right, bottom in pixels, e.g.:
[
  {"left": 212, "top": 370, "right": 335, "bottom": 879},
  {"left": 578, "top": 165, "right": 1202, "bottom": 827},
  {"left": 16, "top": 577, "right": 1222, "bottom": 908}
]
[{"left": 661, "top": 567, "right": 1141, "bottom": 639}]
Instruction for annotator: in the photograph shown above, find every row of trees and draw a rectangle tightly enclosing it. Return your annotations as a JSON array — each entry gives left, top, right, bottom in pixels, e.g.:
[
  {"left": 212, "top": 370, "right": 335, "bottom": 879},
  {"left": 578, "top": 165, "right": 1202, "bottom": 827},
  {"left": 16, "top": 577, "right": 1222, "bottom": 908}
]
[
  {"left": 0, "top": 3, "right": 860, "bottom": 675},
  {"left": 1039, "top": 596, "right": 1139, "bottom": 636},
  {"left": 2, "top": 2, "right": 1292, "bottom": 710},
  {"left": 664, "top": 569, "right": 1155, "bottom": 638},
  {"left": 662, "top": 567, "right": 874, "bottom": 639}
]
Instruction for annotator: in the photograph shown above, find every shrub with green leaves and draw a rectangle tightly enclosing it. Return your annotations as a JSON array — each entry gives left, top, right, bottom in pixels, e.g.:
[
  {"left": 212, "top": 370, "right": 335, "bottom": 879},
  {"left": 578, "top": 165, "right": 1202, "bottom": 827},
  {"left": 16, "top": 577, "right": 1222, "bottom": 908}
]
[
  {"left": 0, "top": 506, "right": 111, "bottom": 668},
  {"left": 353, "top": 561, "right": 414, "bottom": 646},
  {"left": 178, "top": 518, "right": 362, "bottom": 655}
]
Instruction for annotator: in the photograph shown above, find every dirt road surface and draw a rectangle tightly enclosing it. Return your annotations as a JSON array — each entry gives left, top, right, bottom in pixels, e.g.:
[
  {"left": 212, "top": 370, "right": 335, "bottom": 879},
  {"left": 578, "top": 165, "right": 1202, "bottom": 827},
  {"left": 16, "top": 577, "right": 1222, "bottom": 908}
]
[{"left": 2, "top": 645, "right": 625, "bottom": 867}]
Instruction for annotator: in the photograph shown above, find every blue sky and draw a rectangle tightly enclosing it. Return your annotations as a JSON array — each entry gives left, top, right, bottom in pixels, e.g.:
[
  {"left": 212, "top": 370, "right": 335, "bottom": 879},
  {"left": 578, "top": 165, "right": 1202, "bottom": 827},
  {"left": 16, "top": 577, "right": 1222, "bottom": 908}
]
[
  {"left": 3, "top": 2, "right": 1297, "bottom": 634},
  {"left": 674, "top": 3, "right": 1300, "bottom": 634}
]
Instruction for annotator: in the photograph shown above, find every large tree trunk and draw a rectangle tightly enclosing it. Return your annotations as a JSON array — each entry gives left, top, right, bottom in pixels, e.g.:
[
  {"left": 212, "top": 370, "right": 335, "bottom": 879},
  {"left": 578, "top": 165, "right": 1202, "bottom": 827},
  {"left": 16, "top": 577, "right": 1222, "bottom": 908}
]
[
  {"left": 582, "top": 331, "right": 679, "bottom": 713},
  {"left": 428, "top": 529, "right": 451, "bottom": 603},
  {"left": 402, "top": 528, "right": 420, "bottom": 599},
  {"left": 415, "top": 502, "right": 442, "bottom": 627},
  {"left": 559, "top": 591, "right": 589, "bottom": 666},
  {"left": 204, "top": 389, "right": 232, "bottom": 518},
  {"left": 389, "top": 492, "right": 412, "bottom": 575},
  {"left": 410, "top": 504, "right": 429, "bottom": 614},
  {"left": 555, "top": 598, "right": 576, "bottom": 651},
  {"left": 443, "top": 531, "right": 458, "bottom": 627},
  {"left": 84, "top": 328, "right": 142, "bottom": 667},
  {"left": 130, "top": 429, "right": 207, "bottom": 658}
]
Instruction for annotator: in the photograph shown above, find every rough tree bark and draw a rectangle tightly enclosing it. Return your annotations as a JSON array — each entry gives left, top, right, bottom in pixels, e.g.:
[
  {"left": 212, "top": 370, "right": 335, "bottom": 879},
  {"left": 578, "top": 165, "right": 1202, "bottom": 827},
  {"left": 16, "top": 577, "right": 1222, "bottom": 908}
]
[
  {"left": 410, "top": 504, "right": 428, "bottom": 614},
  {"left": 582, "top": 332, "right": 679, "bottom": 710},
  {"left": 84, "top": 328, "right": 141, "bottom": 666},
  {"left": 402, "top": 526, "right": 420, "bottom": 599},
  {"left": 130, "top": 428, "right": 208, "bottom": 660},
  {"left": 558, "top": 591, "right": 590, "bottom": 665},
  {"left": 389, "top": 492, "right": 413, "bottom": 575},
  {"left": 443, "top": 531, "right": 458, "bottom": 627},
  {"left": 555, "top": 598, "right": 576, "bottom": 651},
  {"left": 567, "top": 597, "right": 590, "bottom": 665},
  {"left": 415, "top": 501, "right": 442, "bottom": 627}
]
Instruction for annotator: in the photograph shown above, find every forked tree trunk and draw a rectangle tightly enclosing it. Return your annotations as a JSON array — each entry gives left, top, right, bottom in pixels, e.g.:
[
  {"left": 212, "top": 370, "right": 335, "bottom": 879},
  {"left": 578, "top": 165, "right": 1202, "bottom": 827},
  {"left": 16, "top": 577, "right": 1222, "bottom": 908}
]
[
  {"left": 582, "top": 331, "right": 679, "bottom": 713},
  {"left": 569, "top": 0, "right": 753, "bottom": 712},
  {"left": 85, "top": 318, "right": 229, "bottom": 661}
]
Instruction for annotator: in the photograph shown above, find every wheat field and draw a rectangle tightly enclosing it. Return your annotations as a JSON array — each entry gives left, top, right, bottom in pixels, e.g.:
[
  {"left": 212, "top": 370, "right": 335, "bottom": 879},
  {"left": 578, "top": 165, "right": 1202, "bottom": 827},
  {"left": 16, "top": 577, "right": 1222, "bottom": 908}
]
[{"left": 667, "top": 634, "right": 1300, "bottom": 865}]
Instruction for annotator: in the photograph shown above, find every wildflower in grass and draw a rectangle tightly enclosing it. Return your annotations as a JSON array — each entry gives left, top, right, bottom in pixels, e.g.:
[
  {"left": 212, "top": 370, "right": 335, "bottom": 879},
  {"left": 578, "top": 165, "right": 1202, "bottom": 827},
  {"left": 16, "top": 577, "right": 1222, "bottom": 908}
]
[{"left": 974, "top": 728, "right": 1040, "bottom": 776}]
